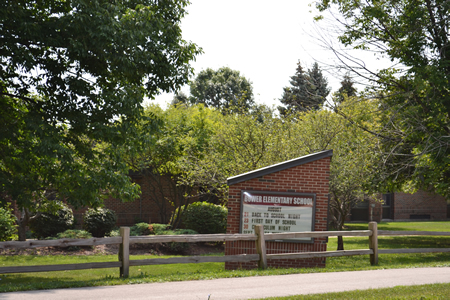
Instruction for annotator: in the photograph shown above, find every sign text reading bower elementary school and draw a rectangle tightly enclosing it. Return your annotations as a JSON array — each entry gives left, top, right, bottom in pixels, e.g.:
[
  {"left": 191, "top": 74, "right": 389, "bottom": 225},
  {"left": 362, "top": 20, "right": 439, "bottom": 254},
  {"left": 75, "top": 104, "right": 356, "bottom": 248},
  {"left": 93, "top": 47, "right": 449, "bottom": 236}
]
[{"left": 240, "top": 190, "right": 316, "bottom": 242}]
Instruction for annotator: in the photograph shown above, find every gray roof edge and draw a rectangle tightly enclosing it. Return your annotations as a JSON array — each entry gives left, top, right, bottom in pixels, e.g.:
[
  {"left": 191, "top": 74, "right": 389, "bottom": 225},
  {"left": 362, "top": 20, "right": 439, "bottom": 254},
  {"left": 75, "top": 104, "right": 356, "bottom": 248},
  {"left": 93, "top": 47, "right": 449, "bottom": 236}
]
[{"left": 227, "top": 149, "right": 333, "bottom": 186}]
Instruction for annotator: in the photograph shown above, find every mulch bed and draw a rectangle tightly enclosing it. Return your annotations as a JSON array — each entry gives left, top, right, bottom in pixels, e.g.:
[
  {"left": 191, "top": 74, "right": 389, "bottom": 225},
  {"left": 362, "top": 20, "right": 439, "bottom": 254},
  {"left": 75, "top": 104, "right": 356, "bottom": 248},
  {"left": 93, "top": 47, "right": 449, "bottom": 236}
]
[{"left": 0, "top": 242, "right": 224, "bottom": 257}]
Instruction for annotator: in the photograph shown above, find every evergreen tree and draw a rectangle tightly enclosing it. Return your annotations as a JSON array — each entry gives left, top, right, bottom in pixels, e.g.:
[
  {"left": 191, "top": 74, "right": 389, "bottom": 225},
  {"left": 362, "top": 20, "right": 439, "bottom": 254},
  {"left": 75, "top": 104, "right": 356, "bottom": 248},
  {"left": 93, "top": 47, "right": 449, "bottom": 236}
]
[
  {"left": 307, "top": 62, "right": 331, "bottom": 108},
  {"left": 336, "top": 74, "right": 357, "bottom": 103},
  {"left": 171, "top": 92, "right": 190, "bottom": 106},
  {"left": 279, "top": 62, "right": 330, "bottom": 114}
]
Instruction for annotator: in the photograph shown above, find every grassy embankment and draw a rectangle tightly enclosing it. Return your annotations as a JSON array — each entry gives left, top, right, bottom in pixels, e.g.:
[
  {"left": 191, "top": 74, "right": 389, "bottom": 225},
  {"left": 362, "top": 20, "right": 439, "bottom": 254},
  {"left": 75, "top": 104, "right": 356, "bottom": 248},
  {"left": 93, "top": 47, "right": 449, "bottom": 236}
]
[{"left": 0, "top": 221, "right": 449, "bottom": 293}]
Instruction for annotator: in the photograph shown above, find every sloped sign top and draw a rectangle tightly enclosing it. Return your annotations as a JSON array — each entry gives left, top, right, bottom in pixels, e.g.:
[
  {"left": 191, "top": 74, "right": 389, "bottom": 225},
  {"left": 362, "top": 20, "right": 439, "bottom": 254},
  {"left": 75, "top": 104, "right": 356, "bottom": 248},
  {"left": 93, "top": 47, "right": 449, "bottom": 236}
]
[{"left": 227, "top": 150, "right": 333, "bottom": 186}]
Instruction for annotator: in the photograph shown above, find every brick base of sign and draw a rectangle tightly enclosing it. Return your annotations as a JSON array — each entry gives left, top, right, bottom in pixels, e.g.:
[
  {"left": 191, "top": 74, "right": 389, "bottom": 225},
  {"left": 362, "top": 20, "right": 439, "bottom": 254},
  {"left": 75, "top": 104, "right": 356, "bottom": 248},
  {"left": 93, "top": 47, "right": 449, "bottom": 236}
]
[
  {"left": 225, "top": 239, "right": 327, "bottom": 269},
  {"left": 225, "top": 155, "right": 331, "bottom": 270}
]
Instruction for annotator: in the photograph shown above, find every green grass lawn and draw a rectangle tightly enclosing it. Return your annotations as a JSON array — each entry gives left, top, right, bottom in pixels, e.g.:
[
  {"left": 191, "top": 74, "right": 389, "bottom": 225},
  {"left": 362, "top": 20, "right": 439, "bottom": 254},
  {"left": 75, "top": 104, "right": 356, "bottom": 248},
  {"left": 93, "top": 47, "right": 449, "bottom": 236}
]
[
  {"left": 1, "top": 221, "right": 449, "bottom": 293},
  {"left": 343, "top": 221, "right": 450, "bottom": 232},
  {"left": 255, "top": 283, "right": 450, "bottom": 300}
]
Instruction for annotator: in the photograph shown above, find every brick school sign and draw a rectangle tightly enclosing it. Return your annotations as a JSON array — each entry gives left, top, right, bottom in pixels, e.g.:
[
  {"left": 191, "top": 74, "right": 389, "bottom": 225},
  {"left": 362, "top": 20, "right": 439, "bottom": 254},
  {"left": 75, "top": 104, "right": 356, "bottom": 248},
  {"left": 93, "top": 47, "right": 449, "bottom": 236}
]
[
  {"left": 225, "top": 150, "right": 332, "bottom": 269},
  {"left": 241, "top": 191, "right": 315, "bottom": 242}
]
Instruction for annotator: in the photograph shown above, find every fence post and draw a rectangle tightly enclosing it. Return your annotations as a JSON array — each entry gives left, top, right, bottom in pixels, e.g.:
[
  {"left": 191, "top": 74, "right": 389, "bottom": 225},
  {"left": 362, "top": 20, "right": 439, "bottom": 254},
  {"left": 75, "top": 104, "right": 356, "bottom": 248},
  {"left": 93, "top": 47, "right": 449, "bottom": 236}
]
[
  {"left": 368, "top": 221, "right": 378, "bottom": 265},
  {"left": 119, "top": 227, "right": 130, "bottom": 278},
  {"left": 255, "top": 225, "right": 267, "bottom": 269}
]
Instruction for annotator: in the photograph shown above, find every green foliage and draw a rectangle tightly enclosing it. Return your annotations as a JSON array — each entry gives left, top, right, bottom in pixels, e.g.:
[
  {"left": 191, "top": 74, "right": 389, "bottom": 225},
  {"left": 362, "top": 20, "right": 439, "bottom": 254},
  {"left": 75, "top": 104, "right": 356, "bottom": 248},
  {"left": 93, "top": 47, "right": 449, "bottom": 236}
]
[
  {"left": 316, "top": 0, "right": 450, "bottom": 198},
  {"left": 335, "top": 73, "right": 357, "bottom": 103},
  {"left": 258, "top": 283, "right": 450, "bottom": 300},
  {"left": 0, "top": 204, "right": 17, "bottom": 241},
  {"left": 188, "top": 67, "right": 255, "bottom": 113},
  {"left": 279, "top": 62, "right": 330, "bottom": 114},
  {"left": 28, "top": 201, "right": 74, "bottom": 240},
  {"left": 294, "top": 98, "right": 380, "bottom": 248},
  {"left": 0, "top": 0, "right": 200, "bottom": 240},
  {"left": 55, "top": 230, "right": 92, "bottom": 240},
  {"left": 158, "top": 228, "right": 198, "bottom": 253},
  {"left": 83, "top": 208, "right": 117, "bottom": 237},
  {"left": 130, "top": 222, "right": 153, "bottom": 236},
  {"left": 180, "top": 202, "right": 228, "bottom": 234},
  {"left": 127, "top": 104, "right": 225, "bottom": 226},
  {"left": 130, "top": 222, "right": 171, "bottom": 236},
  {"left": 152, "top": 224, "right": 172, "bottom": 235},
  {"left": 208, "top": 105, "right": 296, "bottom": 178}
]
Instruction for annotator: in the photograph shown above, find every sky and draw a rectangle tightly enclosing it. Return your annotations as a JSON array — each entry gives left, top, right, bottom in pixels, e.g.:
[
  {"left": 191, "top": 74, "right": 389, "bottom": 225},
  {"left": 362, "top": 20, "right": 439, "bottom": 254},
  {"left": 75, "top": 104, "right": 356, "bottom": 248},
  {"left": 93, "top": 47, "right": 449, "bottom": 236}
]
[{"left": 149, "top": 0, "right": 388, "bottom": 109}]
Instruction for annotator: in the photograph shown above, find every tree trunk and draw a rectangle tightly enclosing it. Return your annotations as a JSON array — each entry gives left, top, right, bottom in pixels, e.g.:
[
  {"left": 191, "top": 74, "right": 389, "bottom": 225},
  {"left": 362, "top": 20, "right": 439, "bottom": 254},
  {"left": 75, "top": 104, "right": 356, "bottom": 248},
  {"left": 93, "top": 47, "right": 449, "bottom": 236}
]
[
  {"left": 17, "top": 221, "right": 27, "bottom": 241},
  {"left": 337, "top": 219, "right": 345, "bottom": 250},
  {"left": 16, "top": 208, "right": 31, "bottom": 241}
]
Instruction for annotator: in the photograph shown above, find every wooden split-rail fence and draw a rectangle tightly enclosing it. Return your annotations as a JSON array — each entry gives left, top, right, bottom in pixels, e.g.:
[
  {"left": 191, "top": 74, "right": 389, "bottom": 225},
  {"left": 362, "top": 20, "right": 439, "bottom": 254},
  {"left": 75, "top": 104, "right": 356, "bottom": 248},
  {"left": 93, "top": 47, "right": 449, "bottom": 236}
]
[{"left": 1, "top": 222, "right": 449, "bottom": 278}]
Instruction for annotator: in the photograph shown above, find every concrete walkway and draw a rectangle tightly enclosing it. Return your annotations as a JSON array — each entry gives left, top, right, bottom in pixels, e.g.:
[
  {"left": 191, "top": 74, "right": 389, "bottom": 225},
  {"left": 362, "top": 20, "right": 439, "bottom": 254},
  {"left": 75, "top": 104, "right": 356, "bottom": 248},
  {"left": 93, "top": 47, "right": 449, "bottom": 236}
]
[{"left": 2, "top": 267, "right": 450, "bottom": 300}]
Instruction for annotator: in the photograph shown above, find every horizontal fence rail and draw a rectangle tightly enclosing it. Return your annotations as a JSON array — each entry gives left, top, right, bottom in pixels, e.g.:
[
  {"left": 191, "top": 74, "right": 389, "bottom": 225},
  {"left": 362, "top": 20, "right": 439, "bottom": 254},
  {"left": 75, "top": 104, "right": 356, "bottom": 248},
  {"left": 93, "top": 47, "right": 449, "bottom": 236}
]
[
  {"left": 378, "top": 230, "right": 450, "bottom": 236},
  {"left": 264, "top": 230, "right": 372, "bottom": 240},
  {"left": 0, "top": 222, "right": 449, "bottom": 277},
  {"left": 129, "top": 254, "right": 260, "bottom": 267},
  {"left": 267, "top": 249, "right": 373, "bottom": 260},
  {"left": 0, "top": 262, "right": 122, "bottom": 274},
  {"left": 129, "top": 233, "right": 257, "bottom": 244},
  {"left": 0, "top": 237, "right": 122, "bottom": 250}
]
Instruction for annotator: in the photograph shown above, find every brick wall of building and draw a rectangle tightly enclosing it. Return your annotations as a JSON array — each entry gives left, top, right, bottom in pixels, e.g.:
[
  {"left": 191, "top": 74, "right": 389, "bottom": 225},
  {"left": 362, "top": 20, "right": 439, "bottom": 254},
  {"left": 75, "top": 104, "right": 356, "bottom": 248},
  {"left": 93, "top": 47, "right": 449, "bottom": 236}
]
[
  {"left": 225, "top": 156, "right": 331, "bottom": 270},
  {"left": 73, "top": 174, "right": 183, "bottom": 227},
  {"left": 392, "top": 190, "right": 447, "bottom": 220}
]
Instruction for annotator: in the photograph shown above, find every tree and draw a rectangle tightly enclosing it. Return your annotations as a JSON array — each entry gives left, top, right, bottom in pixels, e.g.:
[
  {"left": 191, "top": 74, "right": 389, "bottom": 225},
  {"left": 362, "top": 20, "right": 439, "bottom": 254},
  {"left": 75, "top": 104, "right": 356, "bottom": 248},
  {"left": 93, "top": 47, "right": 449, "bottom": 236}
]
[
  {"left": 0, "top": 0, "right": 200, "bottom": 240},
  {"left": 326, "top": 98, "right": 380, "bottom": 250},
  {"left": 188, "top": 67, "right": 255, "bottom": 113},
  {"left": 126, "top": 104, "right": 224, "bottom": 228},
  {"left": 279, "top": 62, "right": 330, "bottom": 114},
  {"left": 335, "top": 74, "right": 357, "bottom": 103},
  {"left": 212, "top": 101, "right": 379, "bottom": 251},
  {"left": 171, "top": 92, "right": 190, "bottom": 106},
  {"left": 316, "top": 0, "right": 450, "bottom": 198}
]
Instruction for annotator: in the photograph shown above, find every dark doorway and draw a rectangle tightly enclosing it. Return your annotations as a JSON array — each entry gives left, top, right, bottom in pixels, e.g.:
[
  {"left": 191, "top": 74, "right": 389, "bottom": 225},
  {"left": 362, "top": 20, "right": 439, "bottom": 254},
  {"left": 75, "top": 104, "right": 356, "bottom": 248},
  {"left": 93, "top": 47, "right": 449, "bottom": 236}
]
[{"left": 382, "top": 193, "right": 392, "bottom": 219}]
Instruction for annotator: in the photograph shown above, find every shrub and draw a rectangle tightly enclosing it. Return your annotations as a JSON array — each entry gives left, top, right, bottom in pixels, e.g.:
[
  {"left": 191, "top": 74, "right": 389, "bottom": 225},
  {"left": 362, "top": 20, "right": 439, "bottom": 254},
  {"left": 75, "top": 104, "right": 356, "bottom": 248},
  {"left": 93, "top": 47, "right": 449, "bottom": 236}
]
[
  {"left": 180, "top": 202, "right": 227, "bottom": 234},
  {"left": 109, "top": 229, "right": 120, "bottom": 237},
  {"left": 160, "top": 228, "right": 198, "bottom": 253},
  {"left": 0, "top": 204, "right": 18, "bottom": 241},
  {"left": 56, "top": 229, "right": 92, "bottom": 239},
  {"left": 130, "top": 223, "right": 173, "bottom": 236},
  {"left": 83, "top": 208, "right": 117, "bottom": 237},
  {"left": 28, "top": 201, "right": 74, "bottom": 239},
  {"left": 130, "top": 222, "right": 152, "bottom": 236},
  {"left": 152, "top": 223, "right": 172, "bottom": 235}
]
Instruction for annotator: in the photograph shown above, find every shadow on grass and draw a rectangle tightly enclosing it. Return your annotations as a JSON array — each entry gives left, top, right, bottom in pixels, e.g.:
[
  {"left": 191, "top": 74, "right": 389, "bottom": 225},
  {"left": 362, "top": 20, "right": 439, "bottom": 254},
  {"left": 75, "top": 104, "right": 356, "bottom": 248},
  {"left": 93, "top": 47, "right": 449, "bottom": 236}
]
[
  {"left": 344, "top": 223, "right": 411, "bottom": 232},
  {"left": 336, "top": 235, "right": 450, "bottom": 249},
  {"left": 344, "top": 221, "right": 450, "bottom": 232}
]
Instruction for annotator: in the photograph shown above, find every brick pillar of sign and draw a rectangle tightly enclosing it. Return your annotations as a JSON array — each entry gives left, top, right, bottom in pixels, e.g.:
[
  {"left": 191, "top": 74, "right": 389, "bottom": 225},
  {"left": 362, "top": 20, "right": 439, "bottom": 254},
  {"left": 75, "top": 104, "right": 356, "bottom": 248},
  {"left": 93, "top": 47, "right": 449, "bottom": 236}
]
[{"left": 225, "top": 153, "right": 331, "bottom": 270}]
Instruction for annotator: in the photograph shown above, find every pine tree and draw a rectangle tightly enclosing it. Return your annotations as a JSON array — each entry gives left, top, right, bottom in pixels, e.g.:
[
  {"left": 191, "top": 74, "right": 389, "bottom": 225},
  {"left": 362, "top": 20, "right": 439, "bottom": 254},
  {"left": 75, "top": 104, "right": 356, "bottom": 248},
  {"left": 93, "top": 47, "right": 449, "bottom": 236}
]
[
  {"left": 336, "top": 74, "right": 357, "bottom": 103},
  {"left": 279, "top": 62, "right": 330, "bottom": 114},
  {"left": 307, "top": 62, "right": 331, "bottom": 109}
]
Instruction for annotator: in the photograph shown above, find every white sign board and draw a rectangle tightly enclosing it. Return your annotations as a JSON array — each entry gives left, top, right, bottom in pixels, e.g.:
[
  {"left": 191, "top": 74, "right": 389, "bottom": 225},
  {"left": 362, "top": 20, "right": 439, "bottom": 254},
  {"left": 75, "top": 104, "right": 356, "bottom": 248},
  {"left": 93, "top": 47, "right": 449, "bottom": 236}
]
[{"left": 240, "top": 190, "right": 315, "bottom": 242}]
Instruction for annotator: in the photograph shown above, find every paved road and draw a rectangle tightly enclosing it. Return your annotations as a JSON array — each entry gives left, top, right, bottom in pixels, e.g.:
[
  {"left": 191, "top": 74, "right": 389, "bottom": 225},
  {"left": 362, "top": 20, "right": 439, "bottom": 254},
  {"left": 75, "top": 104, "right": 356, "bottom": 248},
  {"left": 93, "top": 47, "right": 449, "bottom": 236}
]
[{"left": 2, "top": 267, "right": 450, "bottom": 300}]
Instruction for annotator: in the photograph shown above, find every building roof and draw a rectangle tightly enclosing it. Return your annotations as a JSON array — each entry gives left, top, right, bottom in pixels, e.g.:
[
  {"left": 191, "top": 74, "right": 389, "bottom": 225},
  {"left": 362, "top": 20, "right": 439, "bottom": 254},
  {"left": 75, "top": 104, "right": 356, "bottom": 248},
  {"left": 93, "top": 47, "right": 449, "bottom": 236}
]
[{"left": 227, "top": 150, "right": 333, "bottom": 186}]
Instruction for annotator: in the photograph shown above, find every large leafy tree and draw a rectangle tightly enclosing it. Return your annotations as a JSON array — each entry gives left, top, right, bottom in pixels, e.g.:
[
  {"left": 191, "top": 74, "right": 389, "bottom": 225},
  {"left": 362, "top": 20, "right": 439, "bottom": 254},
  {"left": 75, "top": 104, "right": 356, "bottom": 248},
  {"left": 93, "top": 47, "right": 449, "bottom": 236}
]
[
  {"left": 279, "top": 62, "right": 330, "bottom": 114},
  {"left": 316, "top": 0, "right": 450, "bottom": 198},
  {"left": 210, "top": 102, "right": 379, "bottom": 250},
  {"left": 186, "top": 67, "right": 255, "bottom": 113},
  {"left": 126, "top": 104, "right": 224, "bottom": 228},
  {"left": 326, "top": 98, "right": 380, "bottom": 250},
  {"left": 0, "top": 0, "right": 200, "bottom": 239}
]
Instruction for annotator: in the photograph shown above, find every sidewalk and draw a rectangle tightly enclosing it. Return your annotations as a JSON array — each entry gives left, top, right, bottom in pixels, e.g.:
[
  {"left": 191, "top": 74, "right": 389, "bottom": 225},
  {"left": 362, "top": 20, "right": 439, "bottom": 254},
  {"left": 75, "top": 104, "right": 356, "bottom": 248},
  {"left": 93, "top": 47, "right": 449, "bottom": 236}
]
[{"left": 2, "top": 267, "right": 450, "bottom": 300}]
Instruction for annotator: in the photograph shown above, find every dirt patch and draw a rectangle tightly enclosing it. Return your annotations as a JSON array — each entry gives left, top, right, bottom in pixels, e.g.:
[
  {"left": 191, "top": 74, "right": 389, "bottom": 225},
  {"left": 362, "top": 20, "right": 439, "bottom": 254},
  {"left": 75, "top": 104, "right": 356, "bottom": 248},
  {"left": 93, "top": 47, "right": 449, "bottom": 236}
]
[{"left": 0, "top": 242, "right": 224, "bottom": 257}]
